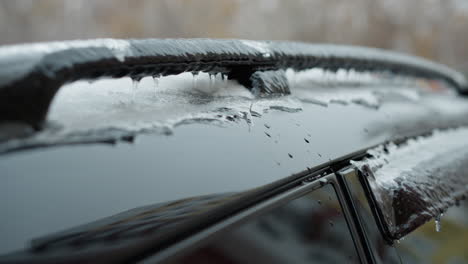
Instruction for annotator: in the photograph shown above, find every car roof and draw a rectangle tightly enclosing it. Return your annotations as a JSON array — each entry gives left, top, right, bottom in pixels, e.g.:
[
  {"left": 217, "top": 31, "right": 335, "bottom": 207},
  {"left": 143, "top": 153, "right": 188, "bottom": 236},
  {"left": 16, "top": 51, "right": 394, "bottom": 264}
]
[{"left": 2, "top": 38, "right": 468, "bottom": 260}]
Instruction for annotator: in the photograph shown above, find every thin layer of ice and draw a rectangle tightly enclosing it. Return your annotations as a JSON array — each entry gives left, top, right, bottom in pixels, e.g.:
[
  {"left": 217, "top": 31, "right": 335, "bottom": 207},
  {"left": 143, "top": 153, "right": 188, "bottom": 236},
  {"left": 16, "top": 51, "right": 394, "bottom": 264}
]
[
  {"left": 240, "top": 40, "right": 272, "bottom": 58},
  {"left": 0, "top": 39, "right": 131, "bottom": 87},
  {"left": 288, "top": 68, "right": 428, "bottom": 108},
  {"left": 0, "top": 66, "right": 464, "bottom": 153},
  {"left": 351, "top": 127, "right": 468, "bottom": 239},
  {"left": 0, "top": 72, "right": 303, "bottom": 153},
  {"left": 0, "top": 38, "right": 465, "bottom": 92},
  {"left": 269, "top": 41, "right": 467, "bottom": 89},
  {"left": 250, "top": 70, "right": 290, "bottom": 96}
]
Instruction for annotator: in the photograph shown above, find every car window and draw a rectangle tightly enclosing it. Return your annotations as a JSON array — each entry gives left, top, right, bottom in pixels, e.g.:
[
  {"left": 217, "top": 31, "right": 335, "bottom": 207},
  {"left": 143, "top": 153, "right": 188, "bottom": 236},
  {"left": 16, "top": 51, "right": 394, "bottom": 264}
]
[{"left": 167, "top": 183, "right": 360, "bottom": 264}]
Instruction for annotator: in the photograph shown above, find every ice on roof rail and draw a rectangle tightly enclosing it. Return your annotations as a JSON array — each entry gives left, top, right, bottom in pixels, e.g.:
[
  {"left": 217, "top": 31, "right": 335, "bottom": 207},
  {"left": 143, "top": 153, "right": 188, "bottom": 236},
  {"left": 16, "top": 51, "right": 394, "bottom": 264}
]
[{"left": 0, "top": 38, "right": 466, "bottom": 128}]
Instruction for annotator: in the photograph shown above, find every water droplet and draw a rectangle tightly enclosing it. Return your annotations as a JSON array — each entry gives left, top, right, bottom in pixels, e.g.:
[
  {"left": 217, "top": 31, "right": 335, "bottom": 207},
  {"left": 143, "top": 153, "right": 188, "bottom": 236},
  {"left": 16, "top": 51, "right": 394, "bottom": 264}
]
[
  {"left": 250, "top": 110, "right": 261, "bottom": 117},
  {"left": 304, "top": 138, "right": 310, "bottom": 143},
  {"left": 329, "top": 221, "right": 334, "bottom": 227},
  {"left": 317, "top": 153, "right": 322, "bottom": 157},
  {"left": 317, "top": 200, "right": 322, "bottom": 205},
  {"left": 319, "top": 178, "right": 328, "bottom": 185},
  {"left": 288, "top": 153, "right": 293, "bottom": 158},
  {"left": 276, "top": 161, "right": 281, "bottom": 166},
  {"left": 435, "top": 214, "right": 442, "bottom": 232},
  {"left": 264, "top": 132, "right": 271, "bottom": 138},
  {"left": 264, "top": 124, "right": 270, "bottom": 129}
]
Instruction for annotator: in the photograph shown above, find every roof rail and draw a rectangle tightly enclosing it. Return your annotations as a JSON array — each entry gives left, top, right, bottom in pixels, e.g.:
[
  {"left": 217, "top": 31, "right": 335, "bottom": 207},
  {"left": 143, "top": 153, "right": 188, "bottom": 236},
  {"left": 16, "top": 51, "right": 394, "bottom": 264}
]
[{"left": 0, "top": 38, "right": 466, "bottom": 128}]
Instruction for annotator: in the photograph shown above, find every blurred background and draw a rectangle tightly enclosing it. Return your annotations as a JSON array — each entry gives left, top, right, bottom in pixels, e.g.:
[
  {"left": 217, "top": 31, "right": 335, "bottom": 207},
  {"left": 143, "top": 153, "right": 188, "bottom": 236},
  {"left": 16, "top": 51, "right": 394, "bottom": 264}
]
[{"left": 1, "top": 0, "right": 468, "bottom": 72}]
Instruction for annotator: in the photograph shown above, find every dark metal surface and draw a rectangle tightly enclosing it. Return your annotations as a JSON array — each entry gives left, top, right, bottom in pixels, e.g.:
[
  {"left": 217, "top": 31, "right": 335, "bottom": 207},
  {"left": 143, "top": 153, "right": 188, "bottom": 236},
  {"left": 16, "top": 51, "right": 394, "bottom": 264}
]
[
  {"left": 159, "top": 176, "right": 363, "bottom": 264},
  {"left": 2, "top": 38, "right": 468, "bottom": 263},
  {"left": 339, "top": 168, "right": 401, "bottom": 263},
  {"left": 2, "top": 87, "right": 468, "bottom": 260}
]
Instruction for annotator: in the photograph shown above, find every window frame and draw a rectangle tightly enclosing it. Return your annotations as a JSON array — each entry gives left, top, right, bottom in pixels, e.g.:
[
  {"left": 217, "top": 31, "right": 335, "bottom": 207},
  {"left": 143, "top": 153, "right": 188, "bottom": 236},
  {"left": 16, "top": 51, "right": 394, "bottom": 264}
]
[
  {"left": 338, "top": 166, "right": 400, "bottom": 264},
  {"left": 146, "top": 172, "right": 370, "bottom": 264}
]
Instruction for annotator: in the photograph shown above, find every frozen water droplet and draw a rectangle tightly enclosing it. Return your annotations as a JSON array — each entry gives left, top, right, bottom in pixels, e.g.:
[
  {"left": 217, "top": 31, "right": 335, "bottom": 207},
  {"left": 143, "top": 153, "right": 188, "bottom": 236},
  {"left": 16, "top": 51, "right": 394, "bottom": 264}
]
[
  {"left": 319, "top": 178, "right": 328, "bottom": 185},
  {"left": 152, "top": 75, "right": 160, "bottom": 94},
  {"left": 192, "top": 72, "right": 199, "bottom": 89},
  {"left": 131, "top": 78, "right": 140, "bottom": 102},
  {"left": 209, "top": 73, "right": 215, "bottom": 90},
  {"left": 221, "top": 73, "right": 228, "bottom": 87},
  {"left": 435, "top": 214, "right": 442, "bottom": 232}
]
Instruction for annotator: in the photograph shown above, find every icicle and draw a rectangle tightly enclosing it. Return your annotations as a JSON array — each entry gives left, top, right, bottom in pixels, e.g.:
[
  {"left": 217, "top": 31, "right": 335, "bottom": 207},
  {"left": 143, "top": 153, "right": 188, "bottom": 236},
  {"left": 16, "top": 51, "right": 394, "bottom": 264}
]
[
  {"left": 192, "top": 72, "right": 199, "bottom": 89},
  {"left": 152, "top": 75, "right": 160, "bottom": 95},
  {"left": 131, "top": 77, "right": 140, "bottom": 102},
  {"left": 209, "top": 73, "right": 214, "bottom": 90},
  {"left": 435, "top": 214, "right": 442, "bottom": 232},
  {"left": 221, "top": 73, "right": 228, "bottom": 87}
]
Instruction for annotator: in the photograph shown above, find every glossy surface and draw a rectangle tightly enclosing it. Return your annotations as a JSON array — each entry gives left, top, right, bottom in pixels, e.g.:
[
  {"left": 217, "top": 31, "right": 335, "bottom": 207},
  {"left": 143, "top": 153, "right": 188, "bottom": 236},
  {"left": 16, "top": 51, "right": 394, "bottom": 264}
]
[
  {"left": 2, "top": 85, "right": 468, "bottom": 256},
  {"left": 352, "top": 128, "right": 468, "bottom": 239},
  {"left": 341, "top": 168, "right": 400, "bottom": 263},
  {"left": 168, "top": 184, "right": 359, "bottom": 264}
]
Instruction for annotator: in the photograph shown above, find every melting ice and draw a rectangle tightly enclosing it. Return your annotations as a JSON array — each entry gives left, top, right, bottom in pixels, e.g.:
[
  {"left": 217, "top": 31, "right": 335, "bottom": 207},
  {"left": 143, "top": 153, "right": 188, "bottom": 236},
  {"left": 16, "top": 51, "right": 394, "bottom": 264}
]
[
  {"left": 0, "top": 66, "right": 460, "bottom": 153},
  {"left": 351, "top": 127, "right": 468, "bottom": 238}
]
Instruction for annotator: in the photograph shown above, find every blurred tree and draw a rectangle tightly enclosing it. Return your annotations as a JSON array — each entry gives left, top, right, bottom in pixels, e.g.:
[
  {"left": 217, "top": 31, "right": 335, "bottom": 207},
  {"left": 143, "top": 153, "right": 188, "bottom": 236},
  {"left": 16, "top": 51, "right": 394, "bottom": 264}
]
[{"left": 0, "top": 0, "right": 467, "bottom": 69}]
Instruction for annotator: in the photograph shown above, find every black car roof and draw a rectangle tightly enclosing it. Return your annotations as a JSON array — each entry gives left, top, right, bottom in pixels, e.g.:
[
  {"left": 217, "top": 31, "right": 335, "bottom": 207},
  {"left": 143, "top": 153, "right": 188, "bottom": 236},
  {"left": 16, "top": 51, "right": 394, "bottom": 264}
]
[{"left": 2, "top": 38, "right": 468, "bottom": 261}]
